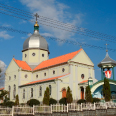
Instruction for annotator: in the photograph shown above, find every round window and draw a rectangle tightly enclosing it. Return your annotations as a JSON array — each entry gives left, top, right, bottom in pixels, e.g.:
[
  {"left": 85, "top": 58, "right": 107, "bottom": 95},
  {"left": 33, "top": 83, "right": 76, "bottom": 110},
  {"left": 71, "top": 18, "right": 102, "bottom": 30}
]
[
  {"left": 42, "top": 54, "right": 44, "bottom": 57},
  {"left": 81, "top": 74, "right": 84, "bottom": 79},
  {"left": 32, "top": 53, "right": 35, "bottom": 56}
]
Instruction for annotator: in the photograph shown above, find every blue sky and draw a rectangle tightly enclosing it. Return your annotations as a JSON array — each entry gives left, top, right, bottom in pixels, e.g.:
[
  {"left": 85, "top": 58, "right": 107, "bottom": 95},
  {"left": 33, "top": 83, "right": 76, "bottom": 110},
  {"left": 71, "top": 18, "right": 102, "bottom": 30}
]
[{"left": 0, "top": 0, "right": 116, "bottom": 87}]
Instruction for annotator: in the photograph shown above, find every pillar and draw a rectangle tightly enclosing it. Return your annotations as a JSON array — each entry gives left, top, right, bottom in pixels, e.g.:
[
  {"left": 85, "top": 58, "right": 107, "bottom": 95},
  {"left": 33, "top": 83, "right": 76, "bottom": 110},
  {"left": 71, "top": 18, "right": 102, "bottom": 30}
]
[
  {"left": 101, "top": 68, "right": 103, "bottom": 80},
  {"left": 112, "top": 67, "right": 115, "bottom": 80}
]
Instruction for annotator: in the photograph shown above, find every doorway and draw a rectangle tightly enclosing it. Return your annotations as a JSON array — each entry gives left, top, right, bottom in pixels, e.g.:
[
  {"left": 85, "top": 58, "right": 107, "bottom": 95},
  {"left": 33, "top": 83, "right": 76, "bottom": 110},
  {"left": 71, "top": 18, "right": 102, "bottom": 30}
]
[{"left": 81, "top": 87, "right": 84, "bottom": 99}]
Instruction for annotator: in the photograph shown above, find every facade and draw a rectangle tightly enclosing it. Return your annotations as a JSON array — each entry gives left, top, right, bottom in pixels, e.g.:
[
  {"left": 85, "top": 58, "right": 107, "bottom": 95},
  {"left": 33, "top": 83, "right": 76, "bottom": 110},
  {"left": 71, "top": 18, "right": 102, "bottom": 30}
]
[{"left": 4, "top": 21, "right": 97, "bottom": 103}]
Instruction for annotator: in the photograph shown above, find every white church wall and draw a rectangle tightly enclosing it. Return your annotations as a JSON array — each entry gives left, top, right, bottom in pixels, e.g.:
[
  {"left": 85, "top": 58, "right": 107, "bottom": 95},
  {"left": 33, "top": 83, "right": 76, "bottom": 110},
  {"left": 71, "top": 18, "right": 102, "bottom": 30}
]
[
  {"left": 5, "top": 59, "right": 19, "bottom": 101},
  {"left": 20, "top": 71, "right": 32, "bottom": 85},
  {"left": 19, "top": 81, "right": 57, "bottom": 103}
]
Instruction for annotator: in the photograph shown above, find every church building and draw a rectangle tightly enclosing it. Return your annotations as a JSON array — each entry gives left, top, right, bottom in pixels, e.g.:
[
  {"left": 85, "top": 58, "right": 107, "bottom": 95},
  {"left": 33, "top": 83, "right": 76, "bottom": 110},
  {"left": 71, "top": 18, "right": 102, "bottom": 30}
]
[{"left": 4, "top": 20, "right": 97, "bottom": 103}]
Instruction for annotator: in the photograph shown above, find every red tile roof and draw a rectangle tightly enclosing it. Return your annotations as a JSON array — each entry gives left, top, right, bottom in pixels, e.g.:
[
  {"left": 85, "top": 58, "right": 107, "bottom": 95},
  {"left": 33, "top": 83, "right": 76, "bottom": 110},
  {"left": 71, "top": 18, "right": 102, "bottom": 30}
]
[
  {"left": 33, "top": 48, "right": 82, "bottom": 71},
  {"left": 13, "top": 58, "right": 32, "bottom": 71},
  {"left": 21, "top": 73, "right": 70, "bottom": 86},
  {"left": 79, "top": 80, "right": 88, "bottom": 83},
  {"left": 0, "top": 87, "right": 4, "bottom": 91}
]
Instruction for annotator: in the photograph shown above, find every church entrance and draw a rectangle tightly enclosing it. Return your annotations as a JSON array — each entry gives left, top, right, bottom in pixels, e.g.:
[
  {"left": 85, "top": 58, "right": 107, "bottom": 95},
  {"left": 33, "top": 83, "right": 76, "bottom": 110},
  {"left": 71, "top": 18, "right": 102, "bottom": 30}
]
[
  {"left": 62, "top": 88, "right": 66, "bottom": 98},
  {"left": 81, "top": 87, "right": 84, "bottom": 99}
]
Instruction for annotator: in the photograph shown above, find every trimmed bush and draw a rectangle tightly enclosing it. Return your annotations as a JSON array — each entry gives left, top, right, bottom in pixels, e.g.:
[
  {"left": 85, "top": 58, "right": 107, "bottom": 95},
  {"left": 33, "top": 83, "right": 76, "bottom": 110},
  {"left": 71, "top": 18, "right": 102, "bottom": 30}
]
[
  {"left": 92, "top": 98, "right": 100, "bottom": 103},
  {"left": 59, "top": 97, "right": 67, "bottom": 105},
  {"left": 49, "top": 98, "right": 57, "bottom": 105},
  {"left": 27, "top": 99, "right": 40, "bottom": 107},
  {"left": 5, "top": 101, "right": 15, "bottom": 108},
  {"left": 77, "top": 99, "right": 86, "bottom": 104}
]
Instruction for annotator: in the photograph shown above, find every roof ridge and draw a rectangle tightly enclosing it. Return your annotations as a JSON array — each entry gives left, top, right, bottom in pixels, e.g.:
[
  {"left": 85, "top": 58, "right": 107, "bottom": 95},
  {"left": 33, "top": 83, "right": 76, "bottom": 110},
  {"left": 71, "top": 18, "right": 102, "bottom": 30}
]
[
  {"left": 20, "top": 73, "right": 70, "bottom": 87},
  {"left": 33, "top": 48, "right": 82, "bottom": 71}
]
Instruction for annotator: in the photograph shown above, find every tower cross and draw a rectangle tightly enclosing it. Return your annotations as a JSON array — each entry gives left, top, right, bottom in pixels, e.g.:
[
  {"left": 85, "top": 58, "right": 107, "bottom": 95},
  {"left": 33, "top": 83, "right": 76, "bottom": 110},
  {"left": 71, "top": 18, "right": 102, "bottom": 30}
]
[
  {"left": 34, "top": 13, "right": 39, "bottom": 21},
  {"left": 105, "top": 43, "right": 109, "bottom": 52}
]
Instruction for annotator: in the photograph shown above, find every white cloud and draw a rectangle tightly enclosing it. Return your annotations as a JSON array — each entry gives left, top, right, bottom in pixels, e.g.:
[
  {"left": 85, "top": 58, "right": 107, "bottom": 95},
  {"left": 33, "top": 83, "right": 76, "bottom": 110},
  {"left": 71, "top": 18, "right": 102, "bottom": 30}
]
[
  {"left": 2, "top": 24, "right": 11, "bottom": 27},
  {"left": 0, "top": 31, "right": 14, "bottom": 39},
  {"left": 0, "top": 60, "right": 6, "bottom": 87},
  {"left": 20, "top": 0, "right": 84, "bottom": 44}
]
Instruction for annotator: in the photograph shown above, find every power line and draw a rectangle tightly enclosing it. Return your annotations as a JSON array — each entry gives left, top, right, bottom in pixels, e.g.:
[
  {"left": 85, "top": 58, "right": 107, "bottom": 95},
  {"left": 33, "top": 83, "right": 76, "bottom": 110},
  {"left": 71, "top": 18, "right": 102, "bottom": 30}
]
[
  {"left": 1, "top": 2, "right": 116, "bottom": 43},
  {"left": 1, "top": 9, "right": 116, "bottom": 44},
  {"left": 0, "top": 25, "right": 116, "bottom": 52}
]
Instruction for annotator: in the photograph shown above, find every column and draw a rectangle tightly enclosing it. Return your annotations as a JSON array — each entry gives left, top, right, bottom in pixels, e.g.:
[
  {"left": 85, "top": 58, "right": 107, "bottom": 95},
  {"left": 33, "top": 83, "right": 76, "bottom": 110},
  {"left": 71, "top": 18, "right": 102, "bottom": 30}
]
[
  {"left": 101, "top": 68, "right": 103, "bottom": 80},
  {"left": 112, "top": 67, "right": 115, "bottom": 80}
]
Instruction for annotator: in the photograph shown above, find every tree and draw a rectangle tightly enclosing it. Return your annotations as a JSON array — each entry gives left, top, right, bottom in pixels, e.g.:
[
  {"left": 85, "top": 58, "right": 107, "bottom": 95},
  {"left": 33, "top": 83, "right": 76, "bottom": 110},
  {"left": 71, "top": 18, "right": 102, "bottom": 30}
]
[
  {"left": 85, "top": 86, "right": 93, "bottom": 103},
  {"left": 0, "top": 90, "right": 9, "bottom": 100},
  {"left": 15, "top": 94, "right": 19, "bottom": 105},
  {"left": 43, "top": 87, "right": 50, "bottom": 105},
  {"left": 103, "top": 77, "right": 111, "bottom": 102},
  {"left": 66, "top": 86, "right": 73, "bottom": 103}
]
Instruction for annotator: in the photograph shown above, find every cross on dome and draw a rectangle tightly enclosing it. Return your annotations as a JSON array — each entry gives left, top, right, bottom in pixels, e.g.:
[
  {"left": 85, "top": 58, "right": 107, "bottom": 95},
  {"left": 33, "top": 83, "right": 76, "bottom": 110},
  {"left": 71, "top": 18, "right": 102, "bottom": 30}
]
[{"left": 34, "top": 13, "right": 39, "bottom": 21}]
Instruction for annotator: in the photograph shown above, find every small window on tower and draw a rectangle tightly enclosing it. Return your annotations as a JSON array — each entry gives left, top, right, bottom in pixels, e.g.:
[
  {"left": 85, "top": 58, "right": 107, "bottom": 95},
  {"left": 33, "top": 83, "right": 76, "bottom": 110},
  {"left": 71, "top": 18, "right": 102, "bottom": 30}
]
[
  {"left": 25, "top": 54, "right": 27, "bottom": 58},
  {"left": 62, "top": 68, "right": 65, "bottom": 72},
  {"left": 25, "top": 74, "right": 28, "bottom": 78},
  {"left": 36, "top": 75, "right": 38, "bottom": 78},
  {"left": 44, "top": 73, "right": 46, "bottom": 76},
  {"left": 32, "top": 53, "right": 35, "bottom": 56},
  {"left": 53, "top": 70, "right": 55, "bottom": 74},
  {"left": 42, "top": 54, "right": 44, "bottom": 57}
]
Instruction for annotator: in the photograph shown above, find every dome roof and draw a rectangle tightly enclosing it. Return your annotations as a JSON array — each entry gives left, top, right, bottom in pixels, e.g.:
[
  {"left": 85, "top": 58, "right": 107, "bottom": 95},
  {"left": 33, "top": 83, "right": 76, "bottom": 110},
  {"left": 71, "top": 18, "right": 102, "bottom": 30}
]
[
  {"left": 98, "top": 52, "right": 116, "bottom": 67},
  {"left": 22, "top": 30, "right": 49, "bottom": 52}
]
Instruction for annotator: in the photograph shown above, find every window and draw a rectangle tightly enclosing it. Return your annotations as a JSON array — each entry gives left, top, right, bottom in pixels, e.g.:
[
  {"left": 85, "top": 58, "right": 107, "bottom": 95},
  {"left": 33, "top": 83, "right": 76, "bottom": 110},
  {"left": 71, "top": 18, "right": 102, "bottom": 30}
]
[
  {"left": 25, "top": 74, "right": 28, "bottom": 78},
  {"left": 8, "top": 86, "right": 11, "bottom": 99},
  {"left": 13, "top": 84, "right": 16, "bottom": 99},
  {"left": 53, "top": 70, "right": 55, "bottom": 74},
  {"left": 39, "top": 86, "right": 42, "bottom": 97},
  {"left": 25, "top": 54, "right": 27, "bottom": 58},
  {"left": 44, "top": 73, "right": 46, "bottom": 76},
  {"left": 14, "top": 75, "right": 16, "bottom": 79},
  {"left": 36, "top": 75, "right": 38, "bottom": 78},
  {"left": 62, "top": 68, "right": 65, "bottom": 72},
  {"left": 23, "top": 89, "right": 25, "bottom": 99},
  {"left": 49, "top": 85, "right": 52, "bottom": 95},
  {"left": 32, "top": 53, "right": 35, "bottom": 56},
  {"left": 42, "top": 54, "right": 44, "bottom": 57},
  {"left": 31, "top": 88, "right": 33, "bottom": 97},
  {"left": 81, "top": 74, "right": 84, "bottom": 79},
  {"left": 9, "top": 76, "right": 11, "bottom": 80}
]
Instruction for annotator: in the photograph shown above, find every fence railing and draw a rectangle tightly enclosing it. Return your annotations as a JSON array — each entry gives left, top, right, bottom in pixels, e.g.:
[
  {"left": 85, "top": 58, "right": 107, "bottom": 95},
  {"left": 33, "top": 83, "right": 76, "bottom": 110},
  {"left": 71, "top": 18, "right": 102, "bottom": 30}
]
[{"left": 0, "top": 101, "right": 116, "bottom": 115}]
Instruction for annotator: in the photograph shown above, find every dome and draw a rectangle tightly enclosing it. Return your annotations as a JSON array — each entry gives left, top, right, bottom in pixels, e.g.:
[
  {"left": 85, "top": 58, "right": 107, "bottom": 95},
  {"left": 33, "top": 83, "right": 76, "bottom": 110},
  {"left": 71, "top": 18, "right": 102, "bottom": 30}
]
[{"left": 22, "top": 22, "right": 49, "bottom": 52}]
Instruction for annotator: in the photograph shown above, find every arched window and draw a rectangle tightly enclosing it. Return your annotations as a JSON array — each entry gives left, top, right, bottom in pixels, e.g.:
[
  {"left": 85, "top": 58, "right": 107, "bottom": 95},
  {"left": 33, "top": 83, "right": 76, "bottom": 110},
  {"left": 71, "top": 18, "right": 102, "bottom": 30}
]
[
  {"left": 49, "top": 85, "right": 52, "bottom": 95},
  {"left": 39, "top": 86, "right": 42, "bottom": 97},
  {"left": 8, "top": 86, "right": 11, "bottom": 99},
  {"left": 31, "top": 88, "right": 33, "bottom": 98},
  {"left": 13, "top": 84, "right": 16, "bottom": 99},
  {"left": 23, "top": 89, "right": 25, "bottom": 99}
]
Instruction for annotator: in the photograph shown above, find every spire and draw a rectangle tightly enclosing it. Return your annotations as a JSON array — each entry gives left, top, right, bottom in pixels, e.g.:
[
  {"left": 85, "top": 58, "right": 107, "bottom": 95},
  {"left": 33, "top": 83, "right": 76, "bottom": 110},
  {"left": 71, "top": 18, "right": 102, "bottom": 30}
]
[
  {"left": 34, "top": 13, "right": 39, "bottom": 31},
  {"left": 105, "top": 43, "right": 108, "bottom": 52}
]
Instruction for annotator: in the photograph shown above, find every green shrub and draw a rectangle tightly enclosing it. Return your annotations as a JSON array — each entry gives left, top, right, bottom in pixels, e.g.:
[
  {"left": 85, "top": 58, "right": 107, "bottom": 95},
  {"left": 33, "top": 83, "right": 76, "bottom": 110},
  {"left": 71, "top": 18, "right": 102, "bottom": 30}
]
[
  {"left": 5, "top": 101, "right": 15, "bottom": 108},
  {"left": 92, "top": 98, "right": 100, "bottom": 103},
  {"left": 49, "top": 98, "right": 57, "bottom": 105},
  {"left": 27, "top": 99, "right": 40, "bottom": 107},
  {"left": 77, "top": 99, "right": 86, "bottom": 104},
  {"left": 59, "top": 97, "right": 67, "bottom": 105}
]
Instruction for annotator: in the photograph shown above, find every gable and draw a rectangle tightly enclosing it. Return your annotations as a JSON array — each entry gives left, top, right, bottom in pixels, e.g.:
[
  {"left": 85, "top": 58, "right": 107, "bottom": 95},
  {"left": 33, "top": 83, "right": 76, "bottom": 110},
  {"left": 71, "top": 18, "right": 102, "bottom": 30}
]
[
  {"left": 70, "top": 49, "right": 94, "bottom": 66},
  {"left": 6, "top": 59, "right": 19, "bottom": 73}
]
